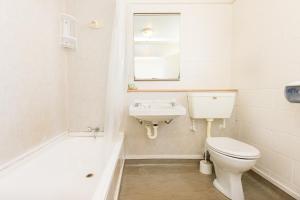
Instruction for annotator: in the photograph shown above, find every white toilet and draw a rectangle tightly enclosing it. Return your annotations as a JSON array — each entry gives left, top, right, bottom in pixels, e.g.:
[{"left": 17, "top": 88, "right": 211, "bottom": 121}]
[
  {"left": 188, "top": 92, "right": 261, "bottom": 200},
  {"left": 207, "top": 137, "right": 260, "bottom": 200}
]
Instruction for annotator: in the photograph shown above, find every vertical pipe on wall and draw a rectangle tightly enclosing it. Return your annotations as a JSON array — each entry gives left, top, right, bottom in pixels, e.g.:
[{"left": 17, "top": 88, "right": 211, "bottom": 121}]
[{"left": 206, "top": 119, "right": 214, "bottom": 138}]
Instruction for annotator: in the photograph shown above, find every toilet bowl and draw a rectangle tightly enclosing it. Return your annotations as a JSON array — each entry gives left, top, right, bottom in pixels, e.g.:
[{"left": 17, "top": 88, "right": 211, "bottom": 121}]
[{"left": 206, "top": 137, "right": 260, "bottom": 200}]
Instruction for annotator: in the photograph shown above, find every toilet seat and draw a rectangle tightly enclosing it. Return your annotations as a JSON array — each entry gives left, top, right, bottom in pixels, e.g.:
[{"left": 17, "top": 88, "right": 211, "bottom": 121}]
[{"left": 207, "top": 137, "right": 260, "bottom": 159}]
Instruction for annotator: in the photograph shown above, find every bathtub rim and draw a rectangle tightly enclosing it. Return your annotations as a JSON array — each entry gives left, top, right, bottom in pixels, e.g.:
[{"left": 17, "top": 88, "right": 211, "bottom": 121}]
[
  {"left": 0, "top": 132, "right": 68, "bottom": 173},
  {"left": 0, "top": 132, "right": 125, "bottom": 200},
  {"left": 92, "top": 134, "right": 125, "bottom": 200}
]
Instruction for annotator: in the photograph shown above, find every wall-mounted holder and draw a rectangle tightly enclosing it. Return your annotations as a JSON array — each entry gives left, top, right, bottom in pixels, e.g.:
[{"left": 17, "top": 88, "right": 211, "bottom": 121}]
[
  {"left": 285, "top": 81, "right": 300, "bottom": 103},
  {"left": 61, "top": 13, "right": 77, "bottom": 49},
  {"left": 88, "top": 20, "right": 103, "bottom": 29}
]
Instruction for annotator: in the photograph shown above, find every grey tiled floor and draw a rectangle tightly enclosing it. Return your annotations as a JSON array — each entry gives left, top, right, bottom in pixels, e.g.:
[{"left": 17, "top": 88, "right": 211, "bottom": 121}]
[{"left": 119, "top": 160, "right": 295, "bottom": 200}]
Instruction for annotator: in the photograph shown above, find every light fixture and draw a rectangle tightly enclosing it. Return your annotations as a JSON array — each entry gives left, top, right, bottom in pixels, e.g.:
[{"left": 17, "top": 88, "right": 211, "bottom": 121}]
[
  {"left": 142, "top": 27, "right": 153, "bottom": 37},
  {"left": 88, "top": 20, "right": 103, "bottom": 29}
]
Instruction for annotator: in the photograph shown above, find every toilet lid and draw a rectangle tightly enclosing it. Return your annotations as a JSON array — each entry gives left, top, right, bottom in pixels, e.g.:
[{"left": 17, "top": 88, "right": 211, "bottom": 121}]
[{"left": 206, "top": 137, "right": 260, "bottom": 159}]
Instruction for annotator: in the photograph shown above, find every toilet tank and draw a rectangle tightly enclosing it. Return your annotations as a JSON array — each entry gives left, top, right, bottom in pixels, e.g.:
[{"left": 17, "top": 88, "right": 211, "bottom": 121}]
[{"left": 187, "top": 92, "right": 236, "bottom": 119}]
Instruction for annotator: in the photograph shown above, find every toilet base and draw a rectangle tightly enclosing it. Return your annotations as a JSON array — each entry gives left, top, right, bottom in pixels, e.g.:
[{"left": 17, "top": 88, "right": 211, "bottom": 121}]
[
  {"left": 209, "top": 150, "right": 256, "bottom": 200},
  {"left": 213, "top": 164, "right": 245, "bottom": 200},
  {"left": 207, "top": 137, "right": 259, "bottom": 200},
  {"left": 213, "top": 179, "right": 232, "bottom": 199}
]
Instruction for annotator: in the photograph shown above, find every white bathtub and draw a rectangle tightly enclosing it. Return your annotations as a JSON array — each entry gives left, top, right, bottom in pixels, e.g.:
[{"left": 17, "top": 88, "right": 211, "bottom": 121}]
[{"left": 0, "top": 134, "right": 124, "bottom": 200}]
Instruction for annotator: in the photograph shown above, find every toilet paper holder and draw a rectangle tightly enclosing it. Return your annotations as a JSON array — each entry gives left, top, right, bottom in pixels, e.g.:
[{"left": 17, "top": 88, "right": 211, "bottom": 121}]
[{"left": 285, "top": 81, "right": 300, "bottom": 103}]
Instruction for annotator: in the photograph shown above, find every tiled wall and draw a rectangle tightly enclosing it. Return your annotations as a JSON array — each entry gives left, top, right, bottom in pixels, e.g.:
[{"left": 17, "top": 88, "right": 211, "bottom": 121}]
[
  {"left": 125, "top": 92, "right": 238, "bottom": 158},
  {"left": 124, "top": 3, "right": 236, "bottom": 158},
  {"left": 0, "top": 0, "right": 68, "bottom": 165},
  {"left": 66, "top": 0, "right": 115, "bottom": 132},
  {"left": 232, "top": 0, "right": 300, "bottom": 197}
]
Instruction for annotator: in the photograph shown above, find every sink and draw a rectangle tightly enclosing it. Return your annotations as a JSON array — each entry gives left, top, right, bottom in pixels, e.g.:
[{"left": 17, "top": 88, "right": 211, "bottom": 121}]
[{"left": 129, "top": 100, "right": 186, "bottom": 122}]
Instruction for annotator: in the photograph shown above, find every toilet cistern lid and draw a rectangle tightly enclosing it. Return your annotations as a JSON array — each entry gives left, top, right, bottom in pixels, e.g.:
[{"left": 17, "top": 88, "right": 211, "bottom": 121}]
[{"left": 206, "top": 137, "right": 260, "bottom": 159}]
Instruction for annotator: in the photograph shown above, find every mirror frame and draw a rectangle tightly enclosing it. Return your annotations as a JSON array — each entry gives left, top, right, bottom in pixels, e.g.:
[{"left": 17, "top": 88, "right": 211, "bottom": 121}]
[{"left": 133, "top": 13, "right": 181, "bottom": 81}]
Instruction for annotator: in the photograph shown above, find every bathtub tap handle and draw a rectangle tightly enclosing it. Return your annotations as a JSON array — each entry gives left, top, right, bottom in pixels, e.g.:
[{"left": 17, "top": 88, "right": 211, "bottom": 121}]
[
  {"left": 87, "top": 127, "right": 100, "bottom": 138},
  {"left": 87, "top": 127, "right": 100, "bottom": 132},
  {"left": 87, "top": 127, "right": 93, "bottom": 132}
]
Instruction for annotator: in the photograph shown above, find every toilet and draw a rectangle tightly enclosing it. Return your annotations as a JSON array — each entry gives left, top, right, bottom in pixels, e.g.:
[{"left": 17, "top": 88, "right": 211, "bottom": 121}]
[
  {"left": 187, "top": 92, "right": 261, "bottom": 200},
  {"left": 207, "top": 137, "right": 260, "bottom": 200}
]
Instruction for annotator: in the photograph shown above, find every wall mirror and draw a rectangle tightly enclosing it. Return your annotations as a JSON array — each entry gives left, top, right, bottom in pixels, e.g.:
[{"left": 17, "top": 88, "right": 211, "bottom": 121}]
[{"left": 133, "top": 13, "right": 181, "bottom": 81}]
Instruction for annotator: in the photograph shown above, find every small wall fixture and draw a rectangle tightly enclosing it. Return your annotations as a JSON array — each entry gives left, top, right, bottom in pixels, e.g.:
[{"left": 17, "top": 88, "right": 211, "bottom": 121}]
[
  {"left": 61, "top": 13, "right": 77, "bottom": 49},
  {"left": 142, "top": 27, "right": 153, "bottom": 37},
  {"left": 285, "top": 81, "right": 300, "bottom": 103},
  {"left": 88, "top": 20, "right": 103, "bottom": 29}
]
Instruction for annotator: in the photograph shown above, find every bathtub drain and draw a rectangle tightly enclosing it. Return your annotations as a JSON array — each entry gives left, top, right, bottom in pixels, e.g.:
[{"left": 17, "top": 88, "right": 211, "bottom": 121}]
[{"left": 86, "top": 173, "right": 94, "bottom": 178}]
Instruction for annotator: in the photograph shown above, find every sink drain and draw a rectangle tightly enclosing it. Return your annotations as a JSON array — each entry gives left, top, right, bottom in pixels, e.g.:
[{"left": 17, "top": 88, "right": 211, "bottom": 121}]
[{"left": 86, "top": 173, "right": 94, "bottom": 178}]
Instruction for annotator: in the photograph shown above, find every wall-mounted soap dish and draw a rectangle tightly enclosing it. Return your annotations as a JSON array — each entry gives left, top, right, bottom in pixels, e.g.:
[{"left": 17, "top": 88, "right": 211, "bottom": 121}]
[{"left": 61, "top": 13, "right": 77, "bottom": 49}]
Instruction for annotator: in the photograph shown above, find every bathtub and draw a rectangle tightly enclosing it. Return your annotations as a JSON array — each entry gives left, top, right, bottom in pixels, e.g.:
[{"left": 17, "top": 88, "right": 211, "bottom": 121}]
[{"left": 0, "top": 133, "right": 124, "bottom": 200}]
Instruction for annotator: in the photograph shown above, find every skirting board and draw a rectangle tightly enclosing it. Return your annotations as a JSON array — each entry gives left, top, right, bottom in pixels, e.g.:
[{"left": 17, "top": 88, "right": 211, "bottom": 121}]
[
  {"left": 125, "top": 154, "right": 203, "bottom": 160},
  {"left": 253, "top": 167, "right": 300, "bottom": 200}
]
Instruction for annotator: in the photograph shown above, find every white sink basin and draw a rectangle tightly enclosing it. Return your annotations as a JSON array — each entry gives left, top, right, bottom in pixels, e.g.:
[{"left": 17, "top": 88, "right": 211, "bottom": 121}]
[{"left": 129, "top": 100, "right": 186, "bottom": 122}]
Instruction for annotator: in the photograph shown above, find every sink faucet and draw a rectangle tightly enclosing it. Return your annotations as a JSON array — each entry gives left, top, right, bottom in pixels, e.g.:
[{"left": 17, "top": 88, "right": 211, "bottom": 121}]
[{"left": 134, "top": 102, "right": 141, "bottom": 107}]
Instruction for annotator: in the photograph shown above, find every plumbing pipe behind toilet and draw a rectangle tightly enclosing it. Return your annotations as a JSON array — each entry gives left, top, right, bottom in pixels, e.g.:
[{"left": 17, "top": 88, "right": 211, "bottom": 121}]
[{"left": 200, "top": 118, "right": 214, "bottom": 175}]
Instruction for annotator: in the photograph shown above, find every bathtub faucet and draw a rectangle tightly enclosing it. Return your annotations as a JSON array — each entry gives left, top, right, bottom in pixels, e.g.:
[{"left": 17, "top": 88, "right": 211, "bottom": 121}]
[{"left": 87, "top": 127, "right": 100, "bottom": 138}]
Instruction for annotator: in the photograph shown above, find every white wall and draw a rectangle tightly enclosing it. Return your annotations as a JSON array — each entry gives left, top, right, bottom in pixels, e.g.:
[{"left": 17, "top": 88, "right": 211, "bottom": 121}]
[
  {"left": 0, "top": 0, "right": 68, "bottom": 165},
  {"left": 125, "top": 3, "right": 235, "bottom": 158},
  {"left": 66, "top": 0, "right": 115, "bottom": 132},
  {"left": 232, "top": 0, "right": 300, "bottom": 197}
]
